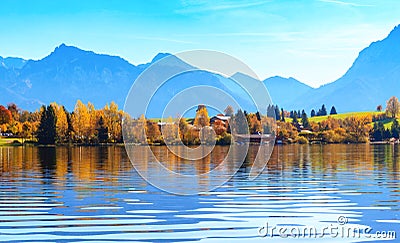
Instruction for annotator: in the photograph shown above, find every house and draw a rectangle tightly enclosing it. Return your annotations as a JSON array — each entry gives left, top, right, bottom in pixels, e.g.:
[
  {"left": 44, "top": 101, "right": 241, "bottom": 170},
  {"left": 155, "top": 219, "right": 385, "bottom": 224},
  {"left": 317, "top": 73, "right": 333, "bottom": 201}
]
[{"left": 210, "top": 114, "right": 230, "bottom": 125}]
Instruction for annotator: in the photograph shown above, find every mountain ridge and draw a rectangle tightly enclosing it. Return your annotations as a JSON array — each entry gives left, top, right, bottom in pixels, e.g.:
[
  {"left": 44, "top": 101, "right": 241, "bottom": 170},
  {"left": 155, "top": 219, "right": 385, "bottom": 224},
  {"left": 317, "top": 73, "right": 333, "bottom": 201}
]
[{"left": 1, "top": 23, "right": 400, "bottom": 115}]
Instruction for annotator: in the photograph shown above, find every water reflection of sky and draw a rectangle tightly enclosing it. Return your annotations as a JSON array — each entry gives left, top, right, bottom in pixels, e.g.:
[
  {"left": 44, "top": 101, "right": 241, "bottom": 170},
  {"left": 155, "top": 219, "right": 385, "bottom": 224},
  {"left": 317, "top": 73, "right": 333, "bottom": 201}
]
[{"left": 0, "top": 145, "right": 398, "bottom": 242}]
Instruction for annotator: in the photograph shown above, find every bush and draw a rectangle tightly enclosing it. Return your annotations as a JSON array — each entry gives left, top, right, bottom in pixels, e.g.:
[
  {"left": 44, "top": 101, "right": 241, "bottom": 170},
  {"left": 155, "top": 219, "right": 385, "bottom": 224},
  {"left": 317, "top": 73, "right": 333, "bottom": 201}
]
[
  {"left": 296, "top": 136, "right": 309, "bottom": 144},
  {"left": 216, "top": 132, "right": 232, "bottom": 145}
]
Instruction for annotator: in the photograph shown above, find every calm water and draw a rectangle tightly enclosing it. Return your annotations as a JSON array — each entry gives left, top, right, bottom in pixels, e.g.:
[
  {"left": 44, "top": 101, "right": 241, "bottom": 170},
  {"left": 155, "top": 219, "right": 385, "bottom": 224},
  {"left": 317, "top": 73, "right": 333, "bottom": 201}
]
[{"left": 0, "top": 145, "right": 399, "bottom": 242}]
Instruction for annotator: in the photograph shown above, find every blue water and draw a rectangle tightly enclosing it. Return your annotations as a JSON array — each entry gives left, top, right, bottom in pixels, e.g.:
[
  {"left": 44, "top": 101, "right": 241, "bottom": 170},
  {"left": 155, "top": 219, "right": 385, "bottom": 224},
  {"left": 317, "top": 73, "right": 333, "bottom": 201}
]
[{"left": 0, "top": 145, "right": 398, "bottom": 242}]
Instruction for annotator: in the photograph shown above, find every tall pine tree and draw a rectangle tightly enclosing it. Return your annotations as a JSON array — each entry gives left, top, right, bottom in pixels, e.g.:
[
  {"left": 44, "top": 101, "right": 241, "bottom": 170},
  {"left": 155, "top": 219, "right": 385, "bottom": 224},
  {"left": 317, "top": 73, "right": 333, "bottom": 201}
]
[
  {"left": 37, "top": 105, "right": 57, "bottom": 145},
  {"left": 330, "top": 106, "right": 337, "bottom": 115},
  {"left": 391, "top": 119, "right": 400, "bottom": 139},
  {"left": 274, "top": 105, "right": 281, "bottom": 120},
  {"left": 301, "top": 110, "right": 310, "bottom": 129}
]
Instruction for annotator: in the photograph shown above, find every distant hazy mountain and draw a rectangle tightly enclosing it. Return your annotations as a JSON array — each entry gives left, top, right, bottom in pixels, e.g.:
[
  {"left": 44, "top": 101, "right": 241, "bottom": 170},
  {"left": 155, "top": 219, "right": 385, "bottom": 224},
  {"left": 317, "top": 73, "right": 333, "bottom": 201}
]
[
  {"left": 0, "top": 44, "right": 144, "bottom": 110},
  {"left": 263, "top": 76, "right": 313, "bottom": 110},
  {"left": 0, "top": 56, "right": 27, "bottom": 69},
  {"left": 1, "top": 24, "right": 400, "bottom": 115},
  {"left": 295, "top": 25, "right": 400, "bottom": 113},
  {"left": 0, "top": 44, "right": 258, "bottom": 116}
]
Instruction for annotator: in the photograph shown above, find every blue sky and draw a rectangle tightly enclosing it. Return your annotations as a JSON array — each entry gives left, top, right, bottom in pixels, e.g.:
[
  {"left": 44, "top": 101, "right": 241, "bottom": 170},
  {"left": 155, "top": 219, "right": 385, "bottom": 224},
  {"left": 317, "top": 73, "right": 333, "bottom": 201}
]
[{"left": 0, "top": 0, "right": 399, "bottom": 87}]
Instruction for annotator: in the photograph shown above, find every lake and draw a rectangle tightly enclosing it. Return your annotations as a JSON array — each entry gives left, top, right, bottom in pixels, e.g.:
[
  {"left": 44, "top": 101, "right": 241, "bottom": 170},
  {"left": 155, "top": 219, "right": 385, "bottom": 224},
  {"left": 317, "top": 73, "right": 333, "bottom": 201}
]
[{"left": 0, "top": 144, "right": 398, "bottom": 242}]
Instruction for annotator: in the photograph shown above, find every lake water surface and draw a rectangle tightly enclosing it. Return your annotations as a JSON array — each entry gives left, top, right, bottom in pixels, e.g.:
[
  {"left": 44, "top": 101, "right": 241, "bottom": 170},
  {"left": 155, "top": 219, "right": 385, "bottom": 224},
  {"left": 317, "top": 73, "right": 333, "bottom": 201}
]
[{"left": 0, "top": 145, "right": 399, "bottom": 242}]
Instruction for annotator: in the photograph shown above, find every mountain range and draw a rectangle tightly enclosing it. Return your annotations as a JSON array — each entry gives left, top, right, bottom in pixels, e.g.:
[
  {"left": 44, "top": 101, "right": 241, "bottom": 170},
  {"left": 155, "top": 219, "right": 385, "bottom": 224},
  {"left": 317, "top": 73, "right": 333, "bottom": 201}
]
[{"left": 1, "top": 24, "right": 400, "bottom": 115}]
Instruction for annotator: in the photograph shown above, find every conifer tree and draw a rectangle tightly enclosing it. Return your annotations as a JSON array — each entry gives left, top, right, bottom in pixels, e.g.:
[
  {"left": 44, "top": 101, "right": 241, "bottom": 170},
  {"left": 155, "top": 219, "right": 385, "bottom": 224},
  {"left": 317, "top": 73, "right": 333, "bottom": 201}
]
[{"left": 37, "top": 105, "right": 57, "bottom": 145}]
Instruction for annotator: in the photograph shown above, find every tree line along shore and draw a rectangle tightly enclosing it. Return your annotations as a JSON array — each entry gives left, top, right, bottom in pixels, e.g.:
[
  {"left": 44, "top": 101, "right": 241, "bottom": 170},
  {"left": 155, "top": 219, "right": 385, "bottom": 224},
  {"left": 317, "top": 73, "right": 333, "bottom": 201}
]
[{"left": 0, "top": 96, "right": 399, "bottom": 146}]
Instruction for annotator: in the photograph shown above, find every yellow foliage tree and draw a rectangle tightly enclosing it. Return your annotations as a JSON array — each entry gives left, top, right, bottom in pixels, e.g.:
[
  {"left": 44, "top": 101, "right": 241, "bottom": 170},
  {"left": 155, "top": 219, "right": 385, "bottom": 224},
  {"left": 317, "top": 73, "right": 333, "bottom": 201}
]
[
  {"left": 194, "top": 105, "right": 209, "bottom": 128},
  {"left": 103, "top": 102, "right": 122, "bottom": 142},
  {"left": 51, "top": 102, "right": 68, "bottom": 143}
]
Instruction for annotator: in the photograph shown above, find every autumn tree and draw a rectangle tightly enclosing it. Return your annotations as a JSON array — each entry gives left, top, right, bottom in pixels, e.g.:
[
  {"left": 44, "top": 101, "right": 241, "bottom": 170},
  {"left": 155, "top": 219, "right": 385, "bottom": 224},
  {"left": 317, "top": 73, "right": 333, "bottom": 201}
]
[
  {"left": 247, "top": 113, "right": 262, "bottom": 134},
  {"left": 135, "top": 114, "right": 147, "bottom": 143},
  {"left": 72, "top": 100, "right": 88, "bottom": 141},
  {"left": 276, "top": 121, "right": 298, "bottom": 142},
  {"left": 343, "top": 115, "right": 372, "bottom": 143},
  {"left": 87, "top": 102, "right": 97, "bottom": 141},
  {"left": 103, "top": 102, "right": 122, "bottom": 142},
  {"left": 178, "top": 117, "right": 189, "bottom": 142},
  {"left": 162, "top": 117, "right": 179, "bottom": 144},
  {"left": 51, "top": 102, "right": 69, "bottom": 143},
  {"left": 21, "top": 121, "right": 34, "bottom": 140},
  {"left": 0, "top": 105, "right": 12, "bottom": 125},
  {"left": 194, "top": 105, "right": 209, "bottom": 127},
  {"left": 7, "top": 103, "right": 20, "bottom": 121},
  {"left": 386, "top": 96, "right": 400, "bottom": 118},
  {"left": 146, "top": 121, "right": 161, "bottom": 143},
  {"left": 261, "top": 116, "right": 275, "bottom": 134},
  {"left": 71, "top": 100, "right": 97, "bottom": 142}
]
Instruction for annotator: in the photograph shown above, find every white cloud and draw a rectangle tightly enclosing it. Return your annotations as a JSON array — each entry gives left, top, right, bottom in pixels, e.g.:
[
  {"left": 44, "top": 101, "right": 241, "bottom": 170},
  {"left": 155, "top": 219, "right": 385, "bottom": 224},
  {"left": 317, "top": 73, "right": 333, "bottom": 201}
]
[
  {"left": 317, "top": 0, "right": 374, "bottom": 7},
  {"left": 176, "top": 0, "right": 272, "bottom": 14}
]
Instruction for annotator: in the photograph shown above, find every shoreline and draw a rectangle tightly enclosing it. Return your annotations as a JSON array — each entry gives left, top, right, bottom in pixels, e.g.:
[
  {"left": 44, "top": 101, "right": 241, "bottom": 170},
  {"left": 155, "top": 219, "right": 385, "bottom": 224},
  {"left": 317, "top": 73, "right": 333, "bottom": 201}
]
[{"left": 1, "top": 141, "right": 399, "bottom": 147}]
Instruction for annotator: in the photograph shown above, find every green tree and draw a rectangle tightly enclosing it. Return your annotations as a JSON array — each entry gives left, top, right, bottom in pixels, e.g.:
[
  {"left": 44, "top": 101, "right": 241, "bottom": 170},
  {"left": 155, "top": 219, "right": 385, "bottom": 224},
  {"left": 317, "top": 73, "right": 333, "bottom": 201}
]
[
  {"left": 391, "top": 119, "right": 400, "bottom": 139},
  {"left": 224, "top": 105, "right": 234, "bottom": 116},
  {"left": 96, "top": 116, "right": 109, "bottom": 143},
  {"left": 311, "top": 109, "right": 316, "bottom": 117},
  {"left": 267, "top": 105, "right": 275, "bottom": 118},
  {"left": 301, "top": 110, "right": 310, "bottom": 129},
  {"left": 37, "top": 105, "right": 57, "bottom": 145},
  {"left": 372, "top": 121, "right": 385, "bottom": 141},
  {"left": 330, "top": 106, "right": 337, "bottom": 115},
  {"left": 274, "top": 105, "right": 281, "bottom": 120},
  {"left": 232, "top": 109, "right": 248, "bottom": 134},
  {"left": 292, "top": 111, "right": 298, "bottom": 125},
  {"left": 318, "top": 104, "right": 327, "bottom": 116}
]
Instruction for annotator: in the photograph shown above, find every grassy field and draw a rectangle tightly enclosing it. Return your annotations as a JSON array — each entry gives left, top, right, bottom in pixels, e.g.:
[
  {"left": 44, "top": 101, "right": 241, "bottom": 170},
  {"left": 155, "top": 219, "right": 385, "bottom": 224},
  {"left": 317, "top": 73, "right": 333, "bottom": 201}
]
[
  {"left": 282, "top": 111, "right": 399, "bottom": 128},
  {"left": 308, "top": 111, "right": 383, "bottom": 123},
  {"left": 0, "top": 137, "right": 24, "bottom": 146}
]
